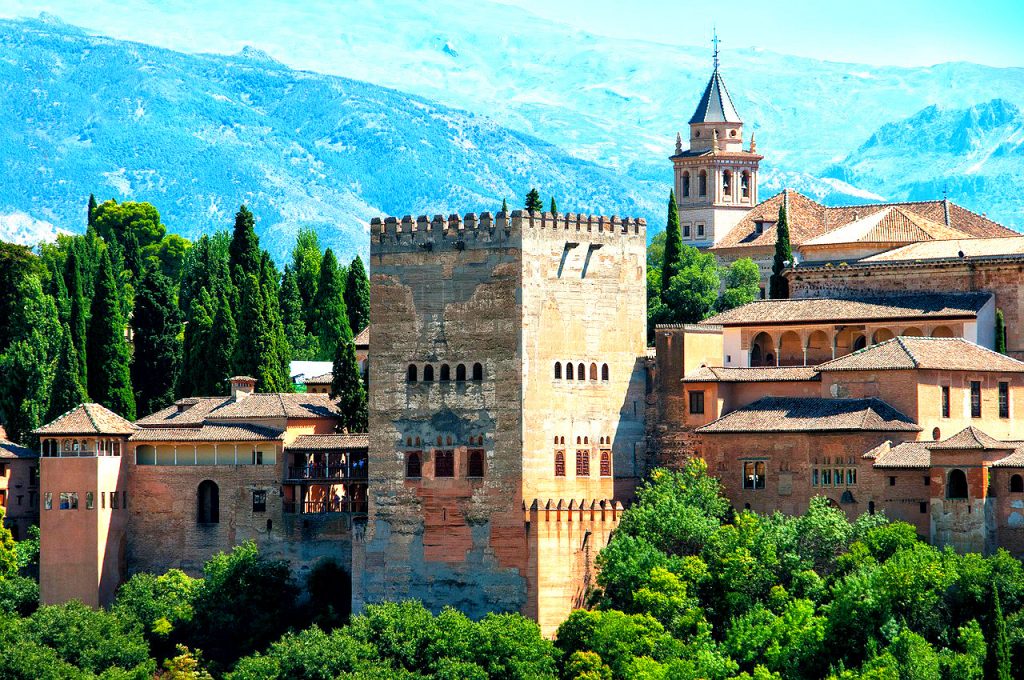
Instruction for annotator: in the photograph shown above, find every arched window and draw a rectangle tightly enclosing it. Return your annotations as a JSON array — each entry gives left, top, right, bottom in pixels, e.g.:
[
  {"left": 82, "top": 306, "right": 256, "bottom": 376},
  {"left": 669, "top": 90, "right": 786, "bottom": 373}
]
[
  {"left": 554, "top": 451, "right": 566, "bottom": 477},
  {"left": 472, "top": 363, "right": 483, "bottom": 381},
  {"left": 468, "top": 450, "right": 485, "bottom": 478},
  {"left": 853, "top": 335, "right": 867, "bottom": 352},
  {"left": 682, "top": 172, "right": 691, "bottom": 198},
  {"left": 589, "top": 363, "right": 598, "bottom": 381},
  {"left": 566, "top": 363, "right": 574, "bottom": 380},
  {"left": 440, "top": 364, "right": 451, "bottom": 381},
  {"left": 1011, "top": 475, "right": 1024, "bottom": 493},
  {"left": 554, "top": 362, "right": 562, "bottom": 379},
  {"left": 947, "top": 469, "right": 968, "bottom": 499},
  {"left": 577, "top": 363, "right": 586, "bottom": 381},
  {"left": 456, "top": 364, "right": 466, "bottom": 381},
  {"left": 406, "top": 452, "right": 422, "bottom": 478},
  {"left": 698, "top": 170, "right": 708, "bottom": 197},
  {"left": 423, "top": 365, "right": 434, "bottom": 382},
  {"left": 72, "top": 440, "right": 80, "bottom": 452},
  {"left": 600, "top": 450, "right": 611, "bottom": 477},
  {"left": 601, "top": 364, "right": 609, "bottom": 381},
  {"left": 197, "top": 480, "right": 219, "bottom": 524},
  {"left": 868, "top": 501, "right": 876, "bottom": 515},
  {"left": 407, "top": 365, "right": 418, "bottom": 382},
  {"left": 723, "top": 170, "right": 732, "bottom": 196},
  {"left": 741, "top": 171, "right": 750, "bottom": 198},
  {"left": 435, "top": 450, "right": 455, "bottom": 477}
]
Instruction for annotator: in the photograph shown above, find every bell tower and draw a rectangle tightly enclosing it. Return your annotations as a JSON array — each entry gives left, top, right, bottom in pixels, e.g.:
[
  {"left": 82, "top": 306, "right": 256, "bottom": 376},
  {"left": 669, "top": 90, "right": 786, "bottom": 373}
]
[{"left": 671, "top": 34, "right": 762, "bottom": 246}]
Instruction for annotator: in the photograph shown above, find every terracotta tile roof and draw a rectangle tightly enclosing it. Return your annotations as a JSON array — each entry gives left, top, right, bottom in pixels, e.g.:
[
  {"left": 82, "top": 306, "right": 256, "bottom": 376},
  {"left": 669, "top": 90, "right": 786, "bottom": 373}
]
[
  {"left": 0, "top": 439, "right": 37, "bottom": 459},
  {"left": 304, "top": 373, "right": 333, "bottom": 386},
  {"left": 33, "top": 403, "right": 136, "bottom": 436},
  {"left": 684, "top": 366, "right": 820, "bottom": 382},
  {"left": 711, "top": 191, "right": 1016, "bottom": 253},
  {"left": 137, "top": 393, "right": 341, "bottom": 427},
  {"left": 855, "top": 236, "right": 1024, "bottom": 264},
  {"left": 801, "top": 206, "right": 971, "bottom": 247},
  {"left": 354, "top": 325, "right": 370, "bottom": 347},
  {"left": 695, "top": 396, "right": 921, "bottom": 433},
  {"left": 871, "top": 441, "right": 932, "bottom": 469},
  {"left": 816, "top": 337, "right": 1024, "bottom": 373},
  {"left": 129, "top": 423, "right": 284, "bottom": 442},
  {"left": 991, "top": 448, "right": 1024, "bottom": 467},
  {"left": 926, "top": 426, "right": 1012, "bottom": 451},
  {"left": 701, "top": 292, "right": 989, "bottom": 326},
  {"left": 290, "top": 434, "right": 369, "bottom": 450}
]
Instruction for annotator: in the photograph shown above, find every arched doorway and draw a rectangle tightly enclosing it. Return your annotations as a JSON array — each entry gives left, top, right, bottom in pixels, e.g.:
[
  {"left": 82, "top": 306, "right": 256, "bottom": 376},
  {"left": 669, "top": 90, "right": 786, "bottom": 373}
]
[
  {"left": 750, "top": 332, "right": 775, "bottom": 367},
  {"left": 197, "top": 480, "right": 219, "bottom": 524},
  {"left": 805, "top": 330, "right": 831, "bottom": 365},
  {"left": 947, "top": 469, "right": 968, "bottom": 499},
  {"left": 872, "top": 328, "right": 895, "bottom": 344},
  {"left": 778, "top": 331, "right": 803, "bottom": 366}
]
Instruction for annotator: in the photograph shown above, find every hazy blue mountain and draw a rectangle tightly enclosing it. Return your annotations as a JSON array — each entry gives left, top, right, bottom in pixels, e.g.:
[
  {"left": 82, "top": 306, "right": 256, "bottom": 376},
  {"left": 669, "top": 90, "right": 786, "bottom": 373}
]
[
  {"left": 825, "top": 99, "right": 1024, "bottom": 223},
  {"left": 0, "top": 16, "right": 661, "bottom": 260}
]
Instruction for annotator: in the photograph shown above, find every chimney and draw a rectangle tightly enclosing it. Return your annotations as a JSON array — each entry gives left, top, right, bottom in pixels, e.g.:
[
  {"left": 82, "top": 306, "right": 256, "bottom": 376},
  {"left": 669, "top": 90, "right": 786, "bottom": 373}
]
[{"left": 227, "top": 376, "right": 257, "bottom": 402}]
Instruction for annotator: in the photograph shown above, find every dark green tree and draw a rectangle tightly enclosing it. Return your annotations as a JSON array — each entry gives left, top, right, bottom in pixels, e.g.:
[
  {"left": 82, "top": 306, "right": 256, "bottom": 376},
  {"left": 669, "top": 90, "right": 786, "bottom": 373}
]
[
  {"left": 228, "top": 205, "right": 261, "bottom": 287},
  {"left": 996, "top": 309, "right": 1007, "bottom": 354},
  {"left": 993, "top": 585, "right": 1011, "bottom": 680},
  {"left": 550, "top": 197, "right": 558, "bottom": 217},
  {"left": 132, "top": 265, "right": 183, "bottom": 416},
  {"left": 63, "top": 250, "right": 88, "bottom": 385},
  {"left": 234, "top": 271, "right": 289, "bottom": 393},
  {"left": 661, "top": 190, "right": 683, "bottom": 296},
  {"left": 344, "top": 256, "right": 370, "bottom": 335},
  {"left": 501, "top": 198, "right": 509, "bottom": 214},
  {"left": 259, "top": 252, "right": 291, "bottom": 389},
  {"left": 769, "top": 199, "right": 792, "bottom": 299},
  {"left": 718, "top": 258, "right": 761, "bottom": 311},
  {"left": 86, "top": 249, "right": 135, "bottom": 420},
  {"left": 92, "top": 200, "right": 166, "bottom": 254},
  {"left": 280, "top": 267, "right": 318, "bottom": 361},
  {"left": 312, "top": 249, "right": 350, "bottom": 362},
  {"left": 47, "top": 324, "right": 88, "bottom": 421},
  {"left": 662, "top": 246, "right": 720, "bottom": 324},
  {"left": 87, "top": 193, "right": 98, "bottom": 228},
  {"left": 290, "top": 228, "right": 322, "bottom": 333},
  {"left": 331, "top": 328, "right": 367, "bottom": 433},
  {"left": 178, "top": 288, "right": 215, "bottom": 398},
  {"left": 525, "top": 188, "right": 543, "bottom": 213}
]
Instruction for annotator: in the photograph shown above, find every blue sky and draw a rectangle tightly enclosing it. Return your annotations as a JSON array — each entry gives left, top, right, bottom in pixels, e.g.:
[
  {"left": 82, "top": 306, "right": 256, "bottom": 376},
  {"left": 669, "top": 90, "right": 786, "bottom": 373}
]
[{"left": 2, "top": 0, "right": 1022, "bottom": 68}]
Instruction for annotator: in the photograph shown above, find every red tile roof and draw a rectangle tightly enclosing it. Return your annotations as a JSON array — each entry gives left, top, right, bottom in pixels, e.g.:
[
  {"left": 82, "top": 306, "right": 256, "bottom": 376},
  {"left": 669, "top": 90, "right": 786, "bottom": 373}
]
[
  {"left": 290, "top": 434, "right": 369, "bottom": 450},
  {"left": 33, "top": 403, "right": 136, "bottom": 436},
  {"left": 816, "top": 337, "right": 1024, "bottom": 373},
  {"left": 684, "top": 366, "right": 820, "bottom": 382},
  {"left": 926, "top": 426, "right": 1013, "bottom": 451},
  {"left": 137, "top": 393, "right": 341, "bottom": 427},
  {"left": 129, "top": 423, "right": 284, "bottom": 442},
  {"left": 702, "top": 293, "right": 989, "bottom": 326},
  {"left": 0, "top": 439, "right": 37, "bottom": 459},
  {"left": 696, "top": 396, "right": 920, "bottom": 433}
]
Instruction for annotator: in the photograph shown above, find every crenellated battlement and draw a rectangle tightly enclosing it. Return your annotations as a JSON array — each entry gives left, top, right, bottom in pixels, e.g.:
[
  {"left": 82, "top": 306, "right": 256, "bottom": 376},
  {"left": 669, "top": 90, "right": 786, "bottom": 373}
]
[
  {"left": 523, "top": 498, "right": 625, "bottom": 524},
  {"left": 370, "top": 210, "right": 646, "bottom": 253}
]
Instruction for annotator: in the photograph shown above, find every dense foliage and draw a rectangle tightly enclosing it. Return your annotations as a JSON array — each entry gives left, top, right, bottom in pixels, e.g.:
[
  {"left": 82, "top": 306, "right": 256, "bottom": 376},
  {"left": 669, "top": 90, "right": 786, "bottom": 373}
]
[
  {"left": 566, "top": 461, "right": 1024, "bottom": 680},
  {"left": 0, "top": 196, "right": 370, "bottom": 442}
]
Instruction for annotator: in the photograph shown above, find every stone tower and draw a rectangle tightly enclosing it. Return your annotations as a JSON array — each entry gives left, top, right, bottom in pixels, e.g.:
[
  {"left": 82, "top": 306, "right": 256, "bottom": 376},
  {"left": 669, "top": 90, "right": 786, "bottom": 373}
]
[
  {"left": 354, "top": 210, "right": 648, "bottom": 635},
  {"left": 671, "top": 53, "right": 762, "bottom": 246}
]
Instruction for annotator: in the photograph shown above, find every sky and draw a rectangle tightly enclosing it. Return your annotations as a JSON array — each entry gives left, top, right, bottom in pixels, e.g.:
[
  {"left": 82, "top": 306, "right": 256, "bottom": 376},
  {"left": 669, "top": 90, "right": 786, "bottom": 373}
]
[{"left": 1, "top": 0, "right": 1022, "bottom": 68}]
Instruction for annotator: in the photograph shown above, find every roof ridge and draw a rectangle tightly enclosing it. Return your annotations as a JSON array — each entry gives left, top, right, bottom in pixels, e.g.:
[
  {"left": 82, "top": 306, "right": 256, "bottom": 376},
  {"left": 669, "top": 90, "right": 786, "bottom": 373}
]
[
  {"left": 83, "top": 403, "right": 101, "bottom": 432},
  {"left": 895, "top": 336, "right": 920, "bottom": 368}
]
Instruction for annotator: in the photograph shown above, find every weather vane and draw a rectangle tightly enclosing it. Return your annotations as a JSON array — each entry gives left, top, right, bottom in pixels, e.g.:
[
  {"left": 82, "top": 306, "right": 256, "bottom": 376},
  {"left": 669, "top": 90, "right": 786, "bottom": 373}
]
[{"left": 712, "top": 27, "right": 721, "bottom": 70}]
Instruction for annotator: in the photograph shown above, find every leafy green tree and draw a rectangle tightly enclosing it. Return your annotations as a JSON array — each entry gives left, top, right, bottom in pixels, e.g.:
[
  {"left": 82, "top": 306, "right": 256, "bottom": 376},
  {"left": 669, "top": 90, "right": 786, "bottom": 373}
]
[
  {"left": 291, "top": 228, "right": 322, "bottom": 333},
  {"left": 64, "top": 250, "right": 89, "bottom": 384},
  {"left": 0, "top": 508, "right": 20, "bottom": 580},
  {"left": 996, "top": 309, "right": 1007, "bottom": 354},
  {"left": 473, "top": 612, "right": 559, "bottom": 680},
  {"left": 280, "top": 267, "right": 318, "bottom": 360},
  {"left": 661, "top": 190, "right": 683, "bottom": 296},
  {"left": 661, "top": 245, "right": 720, "bottom": 324},
  {"left": 719, "top": 258, "right": 761, "bottom": 311},
  {"left": 647, "top": 231, "right": 667, "bottom": 270},
  {"left": 556, "top": 609, "right": 677, "bottom": 680},
  {"left": 0, "top": 242, "right": 44, "bottom": 351},
  {"left": 132, "top": 265, "right": 184, "bottom": 416},
  {"left": 92, "top": 199, "right": 167, "bottom": 254},
  {"left": 179, "top": 232, "right": 232, "bottom": 318},
  {"left": 159, "top": 645, "right": 214, "bottom": 680},
  {"left": 153, "top": 233, "right": 192, "bottom": 282},
  {"left": 86, "top": 249, "right": 135, "bottom": 420},
  {"left": 0, "top": 576, "right": 40, "bottom": 617},
  {"left": 114, "top": 568, "right": 199, "bottom": 659},
  {"left": 525, "top": 188, "right": 543, "bottom": 212},
  {"left": 344, "top": 256, "right": 370, "bottom": 335},
  {"left": 229, "top": 205, "right": 261, "bottom": 287},
  {"left": 312, "top": 249, "right": 350, "bottom": 362},
  {"left": 47, "top": 324, "right": 88, "bottom": 421},
  {"left": 769, "top": 200, "right": 792, "bottom": 299}
]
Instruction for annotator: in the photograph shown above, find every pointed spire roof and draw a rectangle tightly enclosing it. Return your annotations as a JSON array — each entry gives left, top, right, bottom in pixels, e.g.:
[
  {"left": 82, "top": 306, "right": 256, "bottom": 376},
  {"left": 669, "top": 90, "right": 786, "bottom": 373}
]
[{"left": 689, "top": 68, "right": 742, "bottom": 125}]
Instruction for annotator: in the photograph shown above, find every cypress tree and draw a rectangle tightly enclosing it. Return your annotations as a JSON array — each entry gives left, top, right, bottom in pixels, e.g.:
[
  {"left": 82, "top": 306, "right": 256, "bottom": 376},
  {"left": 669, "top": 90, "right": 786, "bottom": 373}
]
[
  {"left": 228, "top": 205, "right": 261, "bottom": 286},
  {"left": 179, "top": 287, "right": 214, "bottom": 398},
  {"left": 123, "top": 228, "right": 143, "bottom": 281},
  {"left": 281, "top": 267, "right": 317, "bottom": 360},
  {"left": 48, "top": 324, "right": 88, "bottom": 421},
  {"left": 86, "top": 249, "right": 135, "bottom": 420},
  {"left": 0, "top": 331, "right": 52, "bottom": 444},
  {"left": 996, "top": 309, "right": 1007, "bottom": 354},
  {"left": 661, "top": 190, "right": 683, "bottom": 296},
  {"left": 260, "top": 252, "right": 291, "bottom": 390},
  {"left": 64, "top": 250, "right": 88, "bottom": 386},
  {"left": 312, "top": 249, "right": 350, "bottom": 362},
  {"left": 994, "top": 585, "right": 1011, "bottom": 680},
  {"left": 525, "top": 188, "right": 543, "bottom": 213},
  {"left": 87, "top": 193, "right": 98, "bottom": 228},
  {"left": 549, "top": 197, "right": 558, "bottom": 217},
  {"left": 234, "top": 270, "right": 289, "bottom": 393},
  {"left": 291, "top": 228, "right": 322, "bottom": 334},
  {"left": 769, "top": 198, "right": 793, "bottom": 299},
  {"left": 344, "top": 256, "right": 370, "bottom": 335},
  {"left": 501, "top": 198, "right": 508, "bottom": 214},
  {"left": 330, "top": 326, "right": 367, "bottom": 433},
  {"left": 210, "top": 285, "right": 238, "bottom": 393},
  {"left": 132, "top": 265, "right": 183, "bottom": 416}
]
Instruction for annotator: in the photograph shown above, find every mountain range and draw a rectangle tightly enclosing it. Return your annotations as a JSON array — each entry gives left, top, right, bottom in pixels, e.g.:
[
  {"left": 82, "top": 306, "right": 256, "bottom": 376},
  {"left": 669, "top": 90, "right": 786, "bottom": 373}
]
[{"left": 0, "top": 5, "right": 1021, "bottom": 261}]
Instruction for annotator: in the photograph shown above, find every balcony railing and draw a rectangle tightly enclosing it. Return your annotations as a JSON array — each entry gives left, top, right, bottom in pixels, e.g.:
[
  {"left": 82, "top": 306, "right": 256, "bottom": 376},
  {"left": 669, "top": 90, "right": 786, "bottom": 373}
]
[
  {"left": 286, "top": 465, "right": 368, "bottom": 481},
  {"left": 283, "top": 498, "right": 368, "bottom": 514}
]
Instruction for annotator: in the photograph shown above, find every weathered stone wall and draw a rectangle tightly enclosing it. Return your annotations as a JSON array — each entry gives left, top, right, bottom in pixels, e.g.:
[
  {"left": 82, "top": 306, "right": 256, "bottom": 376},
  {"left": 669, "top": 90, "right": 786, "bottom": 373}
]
[{"left": 357, "top": 213, "right": 528, "bottom": 618}]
